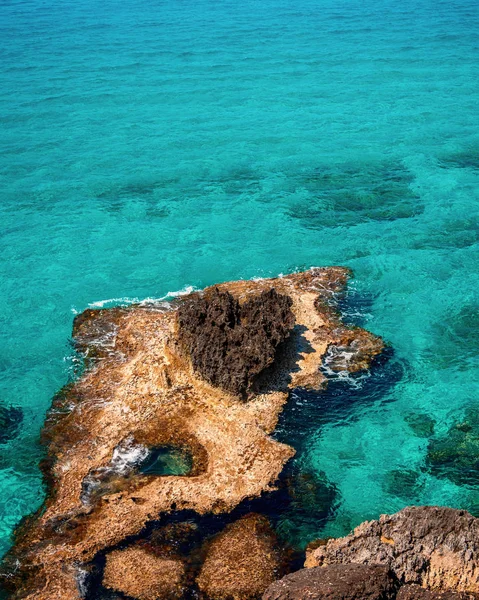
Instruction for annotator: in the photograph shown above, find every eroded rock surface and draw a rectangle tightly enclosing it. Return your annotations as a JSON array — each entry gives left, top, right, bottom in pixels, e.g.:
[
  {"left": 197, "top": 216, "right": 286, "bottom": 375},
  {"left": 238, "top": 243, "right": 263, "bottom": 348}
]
[
  {"left": 306, "top": 506, "right": 479, "bottom": 593},
  {"left": 263, "top": 564, "right": 398, "bottom": 600},
  {"left": 197, "top": 513, "right": 286, "bottom": 599},
  {"left": 178, "top": 287, "right": 295, "bottom": 397},
  {"left": 397, "top": 585, "right": 478, "bottom": 600},
  {"left": 103, "top": 546, "right": 185, "bottom": 600},
  {"left": 1, "top": 268, "right": 383, "bottom": 600}
]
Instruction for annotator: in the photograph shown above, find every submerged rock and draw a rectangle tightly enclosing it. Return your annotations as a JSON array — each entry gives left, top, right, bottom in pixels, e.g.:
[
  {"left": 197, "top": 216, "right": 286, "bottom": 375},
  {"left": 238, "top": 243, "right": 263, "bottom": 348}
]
[
  {"left": 0, "top": 404, "right": 23, "bottom": 444},
  {"left": 263, "top": 564, "right": 398, "bottom": 600},
  {"left": 426, "top": 409, "right": 479, "bottom": 486},
  {"left": 382, "top": 469, "right": 424, "bottom": 500},
  {"left": 1, "top": 268, "right": 383, "bottom": 600},
  {"left": 428, "top": 303, "right": 479, "bottom": 370},
  {"left": 276, "top": 467, "right": 340, "bottom": 550},
  {"left": 306, "top": 506, "right": 479, "bottom": 593},
  {"left": 287, "top": 161, "right": 422, "bottom": 231},
  {"left": 404, "top": 413, "right": 436, "bottom": 438},
  {"left": 197, "top": 513, "right": 287, "bottom": 600},
  {"left": 177, "top": 287, "right": 295, "bottom": 397}
]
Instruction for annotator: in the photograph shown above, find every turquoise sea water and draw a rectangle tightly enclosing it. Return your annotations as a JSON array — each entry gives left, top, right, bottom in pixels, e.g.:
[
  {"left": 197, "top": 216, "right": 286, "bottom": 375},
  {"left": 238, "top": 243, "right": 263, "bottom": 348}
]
[{"left": 1, "top": 0, "right": 479, "bottom": 560}]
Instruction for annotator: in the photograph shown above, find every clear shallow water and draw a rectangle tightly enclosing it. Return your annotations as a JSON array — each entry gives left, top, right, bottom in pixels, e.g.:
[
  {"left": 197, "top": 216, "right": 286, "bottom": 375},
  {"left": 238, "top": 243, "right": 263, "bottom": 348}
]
[{"left": 1, "top": 0, "right": 479, "bottom": 558}]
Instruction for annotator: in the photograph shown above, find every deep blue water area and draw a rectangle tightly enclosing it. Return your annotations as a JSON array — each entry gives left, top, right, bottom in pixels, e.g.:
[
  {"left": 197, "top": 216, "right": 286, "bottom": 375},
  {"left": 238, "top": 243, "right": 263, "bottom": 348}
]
[{"left": 1, "top": 0, "right": 479, "bottom": 557}]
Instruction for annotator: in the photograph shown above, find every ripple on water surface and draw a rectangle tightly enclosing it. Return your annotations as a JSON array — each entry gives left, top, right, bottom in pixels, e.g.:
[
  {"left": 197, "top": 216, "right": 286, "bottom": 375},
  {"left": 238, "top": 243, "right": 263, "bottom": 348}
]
[{"left": 0, "top": 0, "right": 479, "bottom": 561}]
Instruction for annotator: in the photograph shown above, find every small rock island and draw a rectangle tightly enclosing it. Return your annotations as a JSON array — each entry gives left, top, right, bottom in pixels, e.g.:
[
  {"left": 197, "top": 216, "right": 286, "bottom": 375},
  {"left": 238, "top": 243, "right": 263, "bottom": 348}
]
[{"left": 2, "top": 268, "right": 477, "bottom": 600}]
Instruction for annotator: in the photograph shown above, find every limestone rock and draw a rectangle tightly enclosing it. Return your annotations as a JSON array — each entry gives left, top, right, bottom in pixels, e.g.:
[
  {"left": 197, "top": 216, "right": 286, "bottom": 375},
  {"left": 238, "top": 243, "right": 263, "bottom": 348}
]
[
  {"left": 306, "top": 506, "right": 479, "bottom": 593},
  {"left": 263, "top": 564, "right": 397, "bottom": 600},
  {"left": 197, "top": 513, "right": 285, "bottom": 599},
  {"left": 103, "top": 546, "right": 185, "bottom": 600}
]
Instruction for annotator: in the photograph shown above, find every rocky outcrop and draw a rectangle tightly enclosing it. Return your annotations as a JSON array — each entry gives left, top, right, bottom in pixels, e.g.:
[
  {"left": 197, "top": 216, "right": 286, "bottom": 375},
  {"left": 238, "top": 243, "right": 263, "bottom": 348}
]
[
  {"left": 397, "top": 585, "right": 478, "bottom": 600},
  {"left": 1, "top": 268, "right": 383, "bottom": 600},
  {"left": 103, "top": 546, "right": 185, "bottom": 600},
  {"left": 263, "top": 564, "right": 398, "bottom": 600},
  {"left": 177, "top": 287, "right": 295, "bottom": 397},
  {"left": 306, "top": 506, "right": 479, "bottom": 593},
  {"left": 197, "top": 513, "right": 286, "bottom": 599}
]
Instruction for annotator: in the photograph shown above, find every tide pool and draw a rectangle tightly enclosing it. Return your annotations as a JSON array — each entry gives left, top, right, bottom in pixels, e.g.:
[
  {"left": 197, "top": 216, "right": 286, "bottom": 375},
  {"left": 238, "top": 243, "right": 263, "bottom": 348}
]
[{"left": 0, "top": 0, "right": 478, "bottom": 558}]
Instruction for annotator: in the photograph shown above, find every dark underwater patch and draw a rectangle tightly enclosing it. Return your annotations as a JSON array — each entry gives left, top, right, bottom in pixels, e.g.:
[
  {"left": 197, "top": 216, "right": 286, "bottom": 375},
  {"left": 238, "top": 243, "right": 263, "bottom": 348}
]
[
  {"left": 382, "top": 468, "right": 424, "bottom": 500},
  {"left": 285, "top": 161, "right": 422, "bottom": 230},
  {"left": 438, "top": 146, "right": 479, "bottom": 170},
  {"left": 95, "top": 165, "right": 262, "bottom": 219},
  {"left": 427, "top": 302, "right": 479, "bottom": 370},
  {"left": 96, "top": 179, "right": 172, "bottom": 218},
  {"left": 0, "top": 404, "right": 23, "bottom": 445},
  {"left": 426, "top": 408, "right": 479, "bottom": 487},
  {"left": 404, "top": 413, "right": 436, "bottom": 438},
  {"left": 274, "top": 346, "right": 406, "bottom": 451},
  {"left": 273, "top": 464, "right": 341, "bottom": 550},
  {"left": 409, "top": 217, "right": 479, "bottom": 250},
  {"left": 335, "top": 287, "right": 379, "bottom": 328}
]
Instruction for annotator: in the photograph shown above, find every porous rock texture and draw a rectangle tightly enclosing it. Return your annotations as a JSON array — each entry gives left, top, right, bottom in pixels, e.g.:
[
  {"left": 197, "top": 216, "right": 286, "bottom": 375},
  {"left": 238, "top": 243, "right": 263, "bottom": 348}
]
[
  {"left": 0, "top": 268, "right": 383, "bottom": 600},
  {"left": 306, "top": 506, "right": 479, "bottom": 593},
  {"left": 397, "top": 585, "right": 478, "bottom": 600},
  {"left": 263, "top": 563, "right": 398, "bottom": 600},
  {"left": 103, "top": 546, "right": 185, "bottom": 600},
  {"left": 178, "top": 287, "right": 295, "bottom": 395},
  {"left": 197, "top": 513, "right": 285, "bottom": 599},
  {"left": 177, "top": 287, "right": 295, "bottom": 397}
]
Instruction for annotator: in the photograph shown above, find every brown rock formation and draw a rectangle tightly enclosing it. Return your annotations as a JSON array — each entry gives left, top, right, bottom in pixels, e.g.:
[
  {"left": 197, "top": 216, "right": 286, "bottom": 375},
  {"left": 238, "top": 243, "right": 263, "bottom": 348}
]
[
  {"left": 103, "top": 546, "right": 185, "bottom": 600},
  {"left": 197, "top": 513, "right": 286, "bottom": 599},
  {"left": 305, "top": 506, "right": 479, "bottom": 593},
  {"left": 263, "top": 564, "right": 398, "bottom": 600},
  {"left": 177, "top": 287, "right": 295, "bottom": 397},
  {"left": 1, "top": 268, "right": 383, "bottom": 600},
  {"left": 397, "top": 585, "right": 478, "bottom": 600}
]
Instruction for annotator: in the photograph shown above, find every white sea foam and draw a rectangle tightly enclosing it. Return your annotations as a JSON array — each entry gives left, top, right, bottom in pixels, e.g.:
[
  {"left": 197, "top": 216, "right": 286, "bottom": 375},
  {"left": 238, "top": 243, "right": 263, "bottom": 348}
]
[
  {"left": 76, "top": 566, "right": 89, "bottom": 598},
  {"left": 322, "top": 343, "right": 371, "bottom": 389},
  {"left": 80, "top": 436, "right": 149, "bottom": 505},
  {"left": 110, "top": 436, "right": 149, "bottom": 475},
  {"left": 79, "top": 284, "right": 198, "bottom": 311}
]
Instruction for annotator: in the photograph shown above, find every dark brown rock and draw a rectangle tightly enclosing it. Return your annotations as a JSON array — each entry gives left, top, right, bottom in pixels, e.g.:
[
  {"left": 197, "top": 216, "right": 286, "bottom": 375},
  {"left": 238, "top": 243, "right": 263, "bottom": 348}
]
[
  {"left": 177, "top": 287, "right": 295, "bottom": 397},
  {"left": 397, "top": 585, "right": 479, "bottom": 600},
  {"left": 306, "top": 506, "right": 479, "bottom": 593},
  {"left": 263, "top": 564, "right": 398, "bottom": 600}
]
